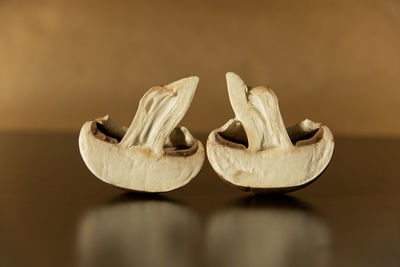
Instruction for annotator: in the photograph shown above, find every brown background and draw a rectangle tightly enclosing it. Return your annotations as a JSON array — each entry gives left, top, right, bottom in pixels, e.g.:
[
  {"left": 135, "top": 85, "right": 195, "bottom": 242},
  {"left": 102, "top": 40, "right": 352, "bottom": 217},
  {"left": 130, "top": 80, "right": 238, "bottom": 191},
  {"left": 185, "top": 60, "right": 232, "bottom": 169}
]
[{"left": 1, "top": 0, "right": 399, "bottom": 136}]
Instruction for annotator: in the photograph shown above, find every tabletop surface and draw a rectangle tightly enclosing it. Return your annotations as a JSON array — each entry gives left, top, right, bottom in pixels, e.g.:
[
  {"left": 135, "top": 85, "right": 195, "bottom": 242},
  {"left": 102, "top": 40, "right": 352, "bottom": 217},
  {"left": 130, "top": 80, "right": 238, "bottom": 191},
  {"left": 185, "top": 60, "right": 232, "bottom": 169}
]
[{"left": 0, "top": 132, "right": 399, "bottom": 267}]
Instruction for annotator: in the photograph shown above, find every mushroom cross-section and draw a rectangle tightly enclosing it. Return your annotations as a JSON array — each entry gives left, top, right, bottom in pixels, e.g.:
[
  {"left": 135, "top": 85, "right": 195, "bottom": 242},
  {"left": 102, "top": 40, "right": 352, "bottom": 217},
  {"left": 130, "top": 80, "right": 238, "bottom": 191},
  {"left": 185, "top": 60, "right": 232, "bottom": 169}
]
[
  {"left": 207, "top": 73, "right": 335, "bottom": 193},
  {"left": 79, "top": 76, "right": 205, "bottom": 192}
]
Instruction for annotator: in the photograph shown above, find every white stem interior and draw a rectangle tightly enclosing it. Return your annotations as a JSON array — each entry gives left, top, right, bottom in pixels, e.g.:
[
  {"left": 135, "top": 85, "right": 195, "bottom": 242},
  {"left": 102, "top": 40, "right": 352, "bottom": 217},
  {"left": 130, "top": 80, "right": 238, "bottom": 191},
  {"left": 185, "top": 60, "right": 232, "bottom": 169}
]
[
  {"left": 226, "top": 72, "right": 293, "bottom": 152},
  {"left": 119, "top": 76, "right": 199, "bottom": 154}
]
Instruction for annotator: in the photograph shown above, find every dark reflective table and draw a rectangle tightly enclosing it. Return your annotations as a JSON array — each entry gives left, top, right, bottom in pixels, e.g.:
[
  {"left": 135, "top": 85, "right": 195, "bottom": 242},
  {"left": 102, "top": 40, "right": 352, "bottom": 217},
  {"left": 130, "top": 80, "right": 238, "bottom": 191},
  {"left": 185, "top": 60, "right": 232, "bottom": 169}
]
[{"left": 0, "top": 132, "right": 399, "bottom": 267}]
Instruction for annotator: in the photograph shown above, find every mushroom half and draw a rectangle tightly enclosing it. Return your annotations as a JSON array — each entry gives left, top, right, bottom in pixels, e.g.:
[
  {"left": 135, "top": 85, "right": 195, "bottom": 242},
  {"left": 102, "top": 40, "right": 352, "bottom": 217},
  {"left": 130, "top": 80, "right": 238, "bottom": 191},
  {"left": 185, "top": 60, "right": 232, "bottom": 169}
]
[
  {"left": 79, "top": 77, "right": 205, "bottom": 192},
  {"left": 207, "top": 73, "right": 334, "bottom": 193}
]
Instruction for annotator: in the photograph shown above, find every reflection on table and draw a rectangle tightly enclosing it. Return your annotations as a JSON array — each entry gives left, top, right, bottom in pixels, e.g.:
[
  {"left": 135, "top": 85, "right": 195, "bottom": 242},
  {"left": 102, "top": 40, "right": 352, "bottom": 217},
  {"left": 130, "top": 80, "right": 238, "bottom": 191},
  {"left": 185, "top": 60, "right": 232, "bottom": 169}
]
[
  {"left": 206, "top": 195, "right": 331, "bottom": 267},
  {"left": 77, "top": 195, "right": 201, "bottom": 267},
  {"left": 78, "top": 194, "right": 331, "bottom": 267}
]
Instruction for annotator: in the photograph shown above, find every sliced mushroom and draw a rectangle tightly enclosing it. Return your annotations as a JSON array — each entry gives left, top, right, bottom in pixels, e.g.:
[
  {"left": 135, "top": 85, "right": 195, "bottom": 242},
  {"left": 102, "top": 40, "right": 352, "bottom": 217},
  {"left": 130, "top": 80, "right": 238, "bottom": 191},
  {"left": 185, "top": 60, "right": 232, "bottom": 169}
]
[
  {"left": 79, "top": 77, "right": 205, "bottom": 192},
  {"left": 207, "top": 73, "right": 335, "bottom": 193}
]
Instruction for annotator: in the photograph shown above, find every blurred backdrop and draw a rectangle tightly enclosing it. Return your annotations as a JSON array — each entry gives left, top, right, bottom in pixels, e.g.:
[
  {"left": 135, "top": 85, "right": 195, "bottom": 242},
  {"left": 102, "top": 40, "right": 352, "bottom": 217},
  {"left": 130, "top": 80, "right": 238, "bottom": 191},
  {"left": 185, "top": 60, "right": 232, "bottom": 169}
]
[{"left": 1, "top": 0, "right": 399, "bottom": 136}]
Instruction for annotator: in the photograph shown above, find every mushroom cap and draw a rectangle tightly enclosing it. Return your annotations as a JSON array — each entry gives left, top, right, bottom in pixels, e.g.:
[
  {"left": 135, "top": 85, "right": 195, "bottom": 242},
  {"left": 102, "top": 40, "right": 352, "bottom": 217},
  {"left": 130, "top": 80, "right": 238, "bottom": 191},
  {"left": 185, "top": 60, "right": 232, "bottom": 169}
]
[
  {"left": 79, "top": 118, "right": 204, "bottom": 192},
  {"left": 207, "top": 119, "right": 334, "bottom": 193}
]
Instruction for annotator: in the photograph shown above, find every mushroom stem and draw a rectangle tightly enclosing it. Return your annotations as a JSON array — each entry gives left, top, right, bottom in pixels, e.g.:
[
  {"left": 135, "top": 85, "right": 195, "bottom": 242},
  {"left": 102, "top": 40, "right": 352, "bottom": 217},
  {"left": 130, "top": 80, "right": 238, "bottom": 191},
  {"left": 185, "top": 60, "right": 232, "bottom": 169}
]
[
  {"left": 226, "top": 72, "right": 292, "bottom": 152},
  {"left": 119, "top": 76, "right": 199, "bottom": 154}
]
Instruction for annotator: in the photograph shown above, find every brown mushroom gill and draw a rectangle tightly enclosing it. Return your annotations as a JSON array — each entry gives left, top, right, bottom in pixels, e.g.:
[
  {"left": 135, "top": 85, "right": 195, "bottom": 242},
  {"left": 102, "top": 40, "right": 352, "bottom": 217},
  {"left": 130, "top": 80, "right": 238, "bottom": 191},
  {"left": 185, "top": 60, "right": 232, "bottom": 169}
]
[
  {"left": 216, "top": 120, "right": 248, "bottom": 149},
  {"left": 216, "top": 120, "right": 322, "bottom": 149},
  {"left": 92, "top": 120, "right": 197, "bottom": 156}
]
